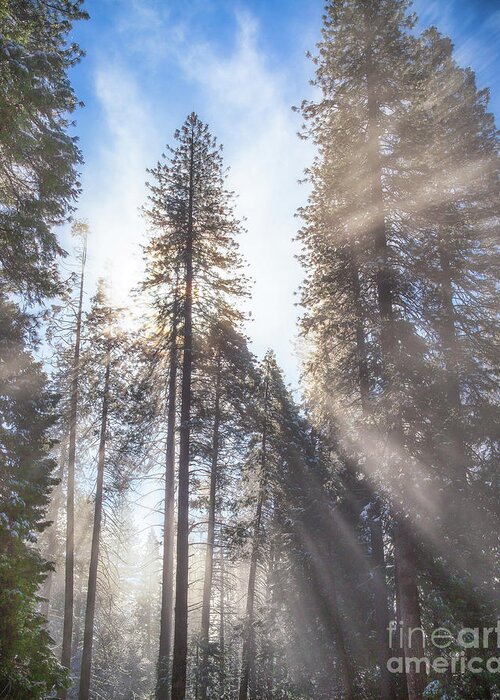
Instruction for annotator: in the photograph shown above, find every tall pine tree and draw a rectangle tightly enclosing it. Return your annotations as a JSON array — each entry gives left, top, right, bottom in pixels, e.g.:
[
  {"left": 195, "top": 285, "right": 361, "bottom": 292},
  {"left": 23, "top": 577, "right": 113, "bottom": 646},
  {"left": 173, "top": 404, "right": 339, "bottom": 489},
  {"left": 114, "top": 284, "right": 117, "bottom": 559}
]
[{"left": 143, "top": 113, "right": 246, "bottom": 700}]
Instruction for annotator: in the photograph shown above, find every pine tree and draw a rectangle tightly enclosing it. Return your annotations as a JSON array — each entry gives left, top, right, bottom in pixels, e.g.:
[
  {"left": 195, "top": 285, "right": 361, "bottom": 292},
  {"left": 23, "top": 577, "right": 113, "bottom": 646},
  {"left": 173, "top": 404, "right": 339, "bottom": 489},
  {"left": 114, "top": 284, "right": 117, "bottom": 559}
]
[
  {"left": 238, "top": 356, "right": 270, "bottom": 700},
  {"left": 0, "top": 0, "right": 87, "bottom": 303},
  {"left": 1, "top": 3, "right": 87, "bottom": 688},
  {"left": 195, "top": 319, "right": 255, "bottom": 700},
  {"left": 133, "top": 530, "right": 161, "bottom": 694},
  {"left": 237, "top": 352, "right": 314, "bottom": 700},
  {"left": 298, "top": 1, "right": 500, "bottom": 698},
  {"left": 157, "top": 304, "right": 179, "bottom": 700},
  {"left": 61, "top": 222, "right": 88, "bottom": 693},
  {"left": 143, "top": 112, "right": 246, "bottom": 700},
  {"left": 297, "top": 1, "right": 429, "bottom": 696},
  {"left": 0, "top": 293, "right": 68, "bottom": 699},
  {"left": 77, "top": 285, "right": 113, "bottom": 700},
  {"left": 396, "top": 26, "right": 500, "bottom": 697},
  {"left": 77, "top": 281, "right": 151, "bottom": 700}
]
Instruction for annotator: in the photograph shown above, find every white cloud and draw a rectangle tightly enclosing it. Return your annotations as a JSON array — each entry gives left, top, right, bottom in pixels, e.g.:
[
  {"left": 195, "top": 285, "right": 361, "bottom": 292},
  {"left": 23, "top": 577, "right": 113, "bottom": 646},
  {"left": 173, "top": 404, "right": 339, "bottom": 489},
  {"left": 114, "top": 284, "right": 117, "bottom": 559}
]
[
  {"left": 77, "top": 6, "right": 315, "bottom": 386},
  {"left": 175, "top": 11, "right": 314, "bottom": 385},
  {"left": 78, "top": 62, "right": 158, "bottom": 308}
]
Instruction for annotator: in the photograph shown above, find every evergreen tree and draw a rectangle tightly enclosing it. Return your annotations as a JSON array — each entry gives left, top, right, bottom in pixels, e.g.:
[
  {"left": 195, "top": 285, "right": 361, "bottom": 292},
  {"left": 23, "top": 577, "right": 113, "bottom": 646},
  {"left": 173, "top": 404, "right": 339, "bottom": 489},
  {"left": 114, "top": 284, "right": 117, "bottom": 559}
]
[
  {"left": 0, "top": 2, "right": 87, "bottom": 689},
  {"left": 133, "top": 530, "right": 162, "bottom": 695},
  {"left": 0, "top": 0, "right": 87, "bottom": 302},
  {"left": 238, "top": 352, "right": 312, "bottom": 700},
  {"left": 77, "top": 281, "right": 151, "bottom": 700},
  {"left": 194, "top": 319, "right": 255, "bottom": 700},
  {"left": 143, "top": 112, "right": 245, "bottom": 700},
  {"left": 61, "top": 222, "right": 88, "bottom": 693},
  {"left": 397, "top": 26, "right": 500, "bottom": 697},
  {"left": 298, "top": 2, "right": 427, "bottom": 695},
  {"left": 297, "top": 1, "right": 499, "bottom": 698},
  {"left": 0, "top": 293, "right": 68, "bottom": 699}
]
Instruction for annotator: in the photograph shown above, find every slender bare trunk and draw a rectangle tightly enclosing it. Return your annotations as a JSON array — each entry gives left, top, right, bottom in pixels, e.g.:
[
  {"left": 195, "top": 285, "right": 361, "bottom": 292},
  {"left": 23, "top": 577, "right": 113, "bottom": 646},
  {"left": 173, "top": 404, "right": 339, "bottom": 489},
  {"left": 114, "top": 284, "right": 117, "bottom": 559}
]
[
  {"left": 200, "top": 349, "right": 222, "bottom": 700},
  {"left": 61, "top": 234, "right": 87, "bottom": 697},
  {"left": 171, "top": 129, "right": 195, "bottom": 700},
  {"left": 219, "top": 539, "right": 226, "bottom": 698},
  {"left": 157, "top": 311, "right": 179, "bottom": 700},
  {"left": 78, "top": 345, "right": 111, "bottom": 700}
]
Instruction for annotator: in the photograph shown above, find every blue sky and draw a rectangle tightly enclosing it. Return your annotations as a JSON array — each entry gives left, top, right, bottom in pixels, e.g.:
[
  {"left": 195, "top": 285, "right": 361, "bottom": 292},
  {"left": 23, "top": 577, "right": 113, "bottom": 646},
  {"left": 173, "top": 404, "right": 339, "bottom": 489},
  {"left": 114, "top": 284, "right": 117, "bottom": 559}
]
[{"left": 66, "top": 0, "right": 500, "bottom": 388}]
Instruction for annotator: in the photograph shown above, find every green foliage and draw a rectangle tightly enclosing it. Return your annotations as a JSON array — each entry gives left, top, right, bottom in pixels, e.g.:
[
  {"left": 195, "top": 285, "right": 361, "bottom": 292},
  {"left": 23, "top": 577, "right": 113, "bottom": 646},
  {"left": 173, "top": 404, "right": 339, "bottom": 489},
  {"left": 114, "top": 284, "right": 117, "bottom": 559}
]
[
  {"left": 143, "top": 112, "right": 247, "bottom": 332},
  {"left": 0, "top": 293, "right": 68, "bottom": 698},
  {"left": 0, "top": 0, "right": 87, "bottom": 301}
]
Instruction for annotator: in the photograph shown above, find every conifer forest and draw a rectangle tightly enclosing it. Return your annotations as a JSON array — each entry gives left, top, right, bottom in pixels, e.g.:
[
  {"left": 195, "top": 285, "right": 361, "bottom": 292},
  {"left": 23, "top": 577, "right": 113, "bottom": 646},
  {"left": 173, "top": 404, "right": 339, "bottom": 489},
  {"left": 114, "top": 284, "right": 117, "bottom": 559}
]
[{"left": 1, "top": 1, "right": 499, "bottom": 699}]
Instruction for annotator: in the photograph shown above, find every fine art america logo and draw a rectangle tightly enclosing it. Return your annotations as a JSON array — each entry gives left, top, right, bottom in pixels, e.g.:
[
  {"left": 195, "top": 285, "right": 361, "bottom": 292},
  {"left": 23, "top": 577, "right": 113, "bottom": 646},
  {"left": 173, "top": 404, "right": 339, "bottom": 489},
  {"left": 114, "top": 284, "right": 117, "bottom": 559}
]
[{"left": 387, "top": 620, "right": 500, "bottom": 675}]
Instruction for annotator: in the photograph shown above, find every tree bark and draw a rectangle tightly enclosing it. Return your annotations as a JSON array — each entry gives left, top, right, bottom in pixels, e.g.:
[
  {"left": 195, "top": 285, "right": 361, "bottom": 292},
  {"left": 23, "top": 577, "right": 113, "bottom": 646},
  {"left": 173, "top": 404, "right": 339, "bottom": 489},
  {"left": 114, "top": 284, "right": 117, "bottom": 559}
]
[
  {"left": 219, "top": 538, "right": 226, "bottom": 699},
  {"left": 351, "top": 256, "right": 396, "bottom": 700},
  {"left": 60, "top": 232, "right": 87, "bottom": 696},
  {"left": 437, "top": 241, "right": 468, "bottom": 491},
  {"left": 78, "top": 345, "right": 111, "bottom": 700},
  {"left": 369, "top": 499, "right": 397, "bottom": 700},
  {"left": 394, "top": 523, "right": 426, "bottom": 700},
  {"left": 171, "top": 127, "right": 195, "bottom": 700},
  {"left": 364, "top": 21, "right": 425, "bottom": 699},
  {"left": 200, "top": 349, "right": 222, "bottom": 700},
  {"left": 157, "top": 309, "right": 179, "bottom": 700}
]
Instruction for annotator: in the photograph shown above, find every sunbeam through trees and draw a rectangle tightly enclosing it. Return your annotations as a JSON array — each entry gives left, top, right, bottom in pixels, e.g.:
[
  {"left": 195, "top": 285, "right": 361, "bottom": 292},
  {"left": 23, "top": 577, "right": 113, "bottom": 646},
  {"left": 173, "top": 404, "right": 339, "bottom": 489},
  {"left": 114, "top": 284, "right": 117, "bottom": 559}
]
[{"left": 0, "top": 1, "right": 498, "bottom": 699}]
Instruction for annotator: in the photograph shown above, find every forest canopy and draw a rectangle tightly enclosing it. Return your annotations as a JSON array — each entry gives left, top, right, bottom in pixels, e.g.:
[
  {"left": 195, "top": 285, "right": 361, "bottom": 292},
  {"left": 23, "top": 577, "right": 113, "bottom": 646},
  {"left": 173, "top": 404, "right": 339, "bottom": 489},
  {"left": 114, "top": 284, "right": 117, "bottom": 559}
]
[{"left": 0, "top": 1, "right": 498, "bottom": 700}]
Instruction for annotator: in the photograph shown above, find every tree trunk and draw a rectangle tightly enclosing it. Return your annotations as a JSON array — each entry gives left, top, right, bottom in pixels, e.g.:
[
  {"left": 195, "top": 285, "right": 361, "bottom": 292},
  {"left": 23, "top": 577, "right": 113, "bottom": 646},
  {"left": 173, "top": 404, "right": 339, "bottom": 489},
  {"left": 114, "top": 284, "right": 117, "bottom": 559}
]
[
  {"left": 157, "top": 310, "right": 179, "bottom": 700},
  {"left": 239, "top": 373, "right": 269, "bottom": 700},
  {"left": 394, "top": 523, "right": 426, "bottom": 700},
  {"left": 171, "top": 130, "right": 195, "bottom": 700},
  {"left": 394, "top": 545, "right": 410, "bottom": 700},
  {"left": 364, "top": 20, "right": 425, "bottom": 698},
  {"left": 351, "top": 256, "right": 396, "bottom": 700},
  {"left": 61, "top": 233, "right": 87, "bottom": 697},
  {"left": 78, "top": 345, "right": 111, "bottom": 700},
  {"left": 200, "top": 349, "right": 222, "bottom": 700},
  {"left": 369, "top": 498, "right": 397, "bottom": 700},
  {"left": 219, "top": 539, "right": 226, "bottom": 699},
  {"left": 437, "top": 238, "right": 468, "bottom": 492}
]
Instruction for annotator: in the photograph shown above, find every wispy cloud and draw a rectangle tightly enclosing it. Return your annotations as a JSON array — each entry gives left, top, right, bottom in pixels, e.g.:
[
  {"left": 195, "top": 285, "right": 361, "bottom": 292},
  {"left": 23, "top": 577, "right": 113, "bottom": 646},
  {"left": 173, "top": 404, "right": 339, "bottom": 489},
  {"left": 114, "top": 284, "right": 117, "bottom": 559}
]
[
  {"left": 78, "top": 62, "right": 159, "bottom": 305},
  {"left": 77, "top": 5, "right": 316, "bottom": 385},
  {"left": 75, "top": 0, "right": 499, "bottom": 387},
  {"left": 174, "top": 11, "right": 314, "bottom": 383}
]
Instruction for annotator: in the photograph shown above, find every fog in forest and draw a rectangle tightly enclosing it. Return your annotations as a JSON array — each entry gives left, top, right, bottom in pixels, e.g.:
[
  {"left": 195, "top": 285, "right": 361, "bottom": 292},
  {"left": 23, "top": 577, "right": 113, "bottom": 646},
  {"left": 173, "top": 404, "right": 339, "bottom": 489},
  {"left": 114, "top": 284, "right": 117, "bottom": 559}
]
[{"left": 0, "top": 1, "right": 498, "bottom": 700}]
